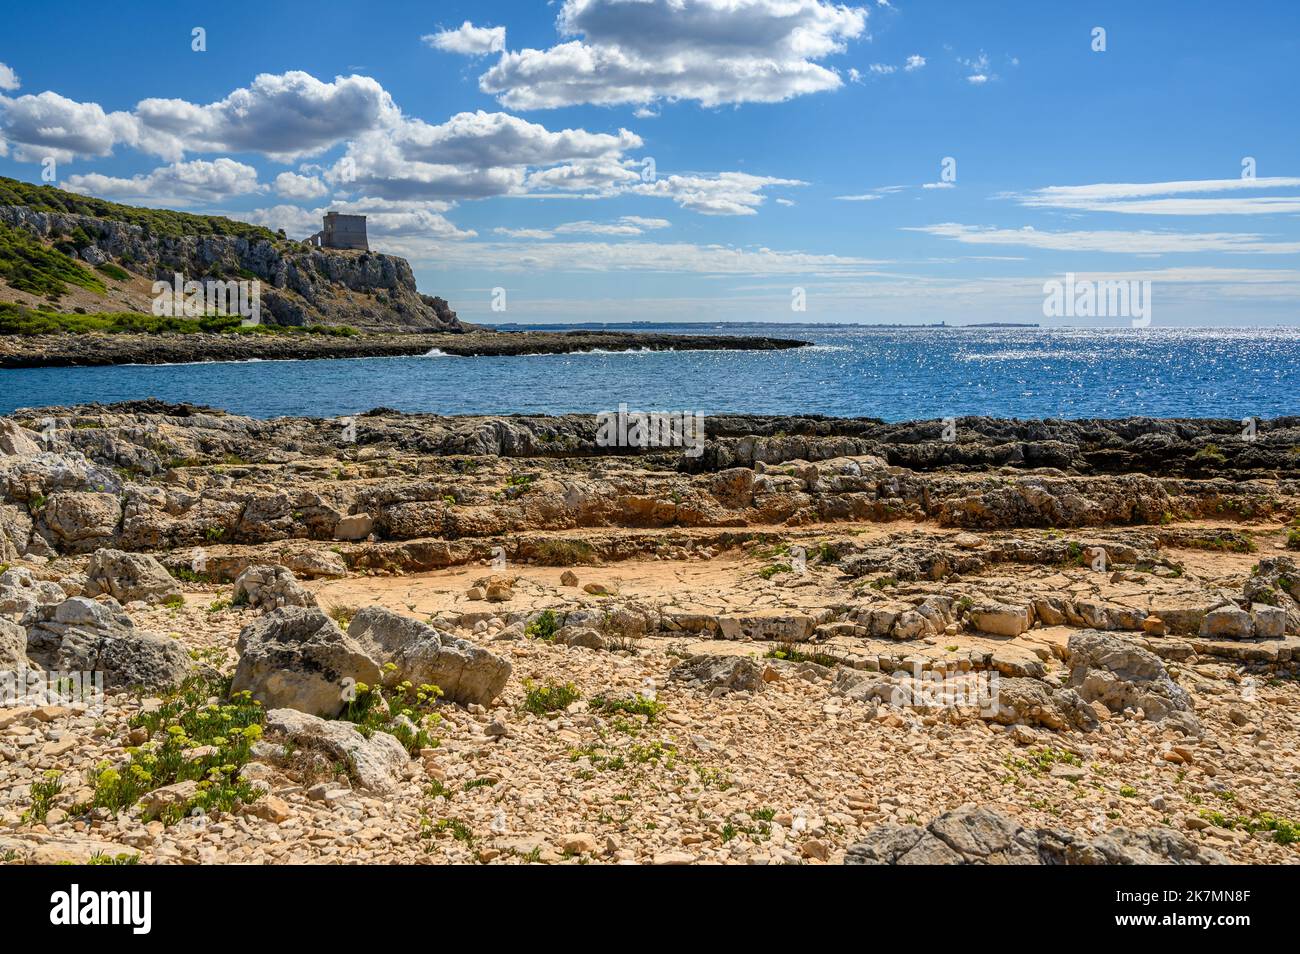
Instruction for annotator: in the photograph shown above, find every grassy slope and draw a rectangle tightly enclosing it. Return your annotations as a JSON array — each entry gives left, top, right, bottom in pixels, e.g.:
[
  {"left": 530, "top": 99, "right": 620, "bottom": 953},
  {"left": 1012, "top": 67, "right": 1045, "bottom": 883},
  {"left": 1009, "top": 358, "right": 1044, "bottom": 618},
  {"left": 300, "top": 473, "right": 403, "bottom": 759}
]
[
  {"left": 0, "top": 176, "right": 280, "bottom": 242},
  {"left": 0, "top": 176, "right": 362, "bottom": 335}
]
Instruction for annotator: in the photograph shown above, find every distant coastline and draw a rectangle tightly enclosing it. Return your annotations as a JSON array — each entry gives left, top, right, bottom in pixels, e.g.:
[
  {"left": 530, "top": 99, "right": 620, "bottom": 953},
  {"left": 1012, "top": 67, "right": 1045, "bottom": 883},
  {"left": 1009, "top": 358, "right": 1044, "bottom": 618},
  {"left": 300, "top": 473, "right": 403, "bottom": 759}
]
[
  {"left": 0, "top": 328, "right": 810, "bottom": 369},
  {"left": 486, "top": 320, "right": 1042, "bottom": 331}
]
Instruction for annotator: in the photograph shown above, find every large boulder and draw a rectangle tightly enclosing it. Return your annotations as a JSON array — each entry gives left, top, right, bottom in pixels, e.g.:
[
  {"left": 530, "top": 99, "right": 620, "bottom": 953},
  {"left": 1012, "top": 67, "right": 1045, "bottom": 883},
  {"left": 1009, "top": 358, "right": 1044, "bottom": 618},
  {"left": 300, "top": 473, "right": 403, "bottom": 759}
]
[
  {"left": 1199, "top": 605, "right": 1253, "bottom": 639},
  {"left": 968, "top": 602, "right": 1033, "bottom": 638},
  {"left": 39, "top": 492, "right": 122, "bottom": 552},
  {"left": 987, "top": 677, "right": 1099, "bottom": 732},
  {"left": 1066, "top": 631, "right": 1199, "bottom": 734},
  {"left": 0, "top": 503, "right": 34, "bottom": 562},
  {"left": 0, "top": 616, "right": 26, "bottom": 670},
  {"left": 716, "top": 609, "right": 815, "bottom": 642},
  {"left": 23, "top": 596, "right": 189, "bottom": 690},
  {"left": 231, "top": 608, "right": 379, "bottom": 717},
  {"left": 233, "top": 564, "right": 317, "bottom": 612},
  {"left": 83, "top": 548, "right": 183, "bottom": 605},
  {"left": 846, "top": 804, "right": 1227, "bottom": 865},
  {"left": 264, "top": 708, "right": 408, "bottom": 791},
  {"left": 0, "top": 420, "right": 42, "bottom": 457},
  {"left": 346, "top": 607, "right": 511, "bottom": 706},
  {"left": 1243, "top": 557, "right": 1300, "bottom": 634},
  {"left": 0, "top": 567, "right": 65, "bottom": 619},
  {"left": 669, "top": 654, "right": 765, "bottom": 694}
]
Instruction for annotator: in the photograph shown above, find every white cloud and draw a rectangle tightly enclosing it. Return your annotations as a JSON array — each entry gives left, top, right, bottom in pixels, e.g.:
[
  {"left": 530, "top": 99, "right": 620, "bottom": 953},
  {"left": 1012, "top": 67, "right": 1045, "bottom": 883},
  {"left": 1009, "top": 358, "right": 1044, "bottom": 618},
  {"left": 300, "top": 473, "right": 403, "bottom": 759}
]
[
  {"left": 904, "top": 54, "right": 926, "bottom": 71},
  {"left": 493, "top": 216, "right": 671, "bottom": 239},
  {"left": 523, "top": 159, "right": 644, "bottom": 193},
  {"left": 0, "top": 90, "right": 135, "bottom": 161},
  {"left": 959, "top": 51, "right": 992, "bottom": 84},
  {"left": 423, "top": 21, "right": 507, "bottom": 55},
  {"left": 134, "top": 71, "right": 398, "bottom": 162},
  {"left": 922, "top": 181, "right": 955, "bottom": 190},
  {"left": 1009, "top": 177, "right": 1300, "bottom": 215},
  {"left": 478, "top": 0, "right": 869, "bottom": 109},
  {"left": 0, "top": 63, "right": 19, "bottom": 91},
  {"left": 274, "top": 171, "right": 329, "bottom": 199},
  {"left": 908, "top": 223, "right": 1300, "bottom": 255},
  {"left": 629, "top": 171, "right": 805, "bottom": 215},
  {"left": 65, "top": 158, "right": 263, "bottom": 204},
  {"left": 334, "top": 110, "right": 643, "bottom": 201},
  {"left": 835, "top": 193, "right": 882, "bottom": 201},
  {"left": 869, "top": 63, "right": 895, "bottom": 75}
]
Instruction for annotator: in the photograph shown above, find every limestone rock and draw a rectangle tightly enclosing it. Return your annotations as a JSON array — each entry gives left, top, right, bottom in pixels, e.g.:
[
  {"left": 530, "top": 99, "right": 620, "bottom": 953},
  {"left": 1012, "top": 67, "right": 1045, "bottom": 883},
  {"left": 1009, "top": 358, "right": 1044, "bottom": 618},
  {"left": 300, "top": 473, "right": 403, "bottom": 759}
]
[
  {"left": 1066, "top": 630, "right": 1200, "bottom": 734},
  {"left": 968, "top": 602, "right": 1032, "bottom": 637},
  {"left": 0, "top": 420, "right": 41, "bottom": 457},
  {"left": 0, "top": 616, "right": 26, "bottom": 670},
  {"left": 346, "top": 606, "right": 511, "bottom": 706},
  {"left": 716, "top": 609, "right": 815, "bottom": 642},
  {"left": 846, "top": 804, "right": 1227, "bottom": 865},
  {"left": 281, "top": 548, "right": 348, "bottom": 580},
  {"left": 987, "top": 677, "right": 1099, "bottom": 732},
  {"left": 24, "top": 596, "right": 190, "bottom": 690},
  {"left": 0, "top": 567, "right": 65, "bottom": 619},
  {"left": 334, "top": 513, "right": 374, "bottom": 541},
  {"left": 264, "top": 708, "right": 408, "bottom": 791},
  {"left": 1199, "top": 605, "right": 1253, "bottom": 639},
  {"left": 233, "top": 564, "right": 317, "bottom": 612},
  {"left": 83, "top": 548, "right": 183, "bottom": 604},
  {"left": 232, "top": 607, "right": 380, "bottom": 717},
  {"left": 1250, "top": 603, "right": 1286, "bottom": 639},
  {"left": 669, "top": 654, "right": 765, "bottom": 694},
  {"left": 40, "top": 492, "right": 122, "bottom": 552}
]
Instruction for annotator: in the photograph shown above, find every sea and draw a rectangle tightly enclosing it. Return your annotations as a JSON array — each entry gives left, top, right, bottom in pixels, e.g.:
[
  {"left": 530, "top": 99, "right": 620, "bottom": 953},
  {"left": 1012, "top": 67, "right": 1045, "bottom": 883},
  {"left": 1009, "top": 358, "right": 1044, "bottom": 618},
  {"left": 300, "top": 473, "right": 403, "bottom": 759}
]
[{"left": 2, "top": 324, "right": 1298, "bottom": 421}]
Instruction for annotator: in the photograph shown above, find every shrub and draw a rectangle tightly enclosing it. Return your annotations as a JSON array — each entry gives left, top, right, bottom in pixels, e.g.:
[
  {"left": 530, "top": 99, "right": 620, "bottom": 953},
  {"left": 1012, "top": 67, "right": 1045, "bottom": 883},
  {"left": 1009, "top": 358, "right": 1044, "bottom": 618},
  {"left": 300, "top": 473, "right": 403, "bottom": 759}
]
[
  {"left": 524, "top": 609, "right": 560, "bottom": 641},
  {"left": 338, "top": 676, "right": 442, "bottom": 755},
  {"left": 91, "top": 675, "right": 265, "bottom": 823},
  {"left": 521, "top": 679, "right": 581, "bottom": 715}
]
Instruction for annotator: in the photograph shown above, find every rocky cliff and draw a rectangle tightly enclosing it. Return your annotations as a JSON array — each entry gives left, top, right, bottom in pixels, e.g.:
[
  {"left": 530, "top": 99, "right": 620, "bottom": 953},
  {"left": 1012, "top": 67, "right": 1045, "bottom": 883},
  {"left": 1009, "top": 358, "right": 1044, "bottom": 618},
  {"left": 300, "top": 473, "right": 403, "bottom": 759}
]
[{"left": 0, "top": 179, "right": 464, "bottom": 332}]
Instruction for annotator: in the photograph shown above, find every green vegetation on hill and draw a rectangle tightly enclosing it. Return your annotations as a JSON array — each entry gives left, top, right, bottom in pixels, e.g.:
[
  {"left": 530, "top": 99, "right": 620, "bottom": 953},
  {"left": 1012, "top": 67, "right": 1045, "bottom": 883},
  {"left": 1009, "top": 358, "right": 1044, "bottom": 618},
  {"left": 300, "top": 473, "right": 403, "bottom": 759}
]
[
  {"left": 0, "top": 176, "right": 281, "bottom": 243},
  {"left": 0, "top": 219, "right": 105, "bottom": 298},
  {"left": 0, "top": 302, "right": 359, "bottom": 337}
]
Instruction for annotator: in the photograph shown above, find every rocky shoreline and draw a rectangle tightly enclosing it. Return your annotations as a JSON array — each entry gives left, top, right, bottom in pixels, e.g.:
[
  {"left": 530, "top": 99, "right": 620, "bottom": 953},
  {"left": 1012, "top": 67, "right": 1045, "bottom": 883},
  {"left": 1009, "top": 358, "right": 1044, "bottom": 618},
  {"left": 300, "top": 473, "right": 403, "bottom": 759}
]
[
  {"left": 1, "top": 404, "right": 1298, "bottom": 864},
  {"left": 0, "top": 329, "right": 809, "bottom": 368}
]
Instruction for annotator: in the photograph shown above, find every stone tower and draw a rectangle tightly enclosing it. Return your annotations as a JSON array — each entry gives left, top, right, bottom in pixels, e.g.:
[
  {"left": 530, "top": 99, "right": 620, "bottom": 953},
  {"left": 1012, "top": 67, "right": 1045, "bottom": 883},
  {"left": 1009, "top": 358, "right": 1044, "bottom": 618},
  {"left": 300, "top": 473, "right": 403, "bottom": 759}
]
[{"left": 307, "top": 212, "right": 368, "bottom": 250}]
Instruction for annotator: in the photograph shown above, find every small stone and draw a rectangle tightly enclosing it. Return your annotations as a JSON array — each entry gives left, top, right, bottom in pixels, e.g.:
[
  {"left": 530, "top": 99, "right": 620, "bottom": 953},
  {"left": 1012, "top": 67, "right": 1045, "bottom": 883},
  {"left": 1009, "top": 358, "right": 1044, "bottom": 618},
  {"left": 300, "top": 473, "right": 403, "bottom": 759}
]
[
  {"left": 560, "top": 570, "right": 579, "bottom": 587},
  {"left": 561, "top": 833, "right": 597, "bottom": 855}
]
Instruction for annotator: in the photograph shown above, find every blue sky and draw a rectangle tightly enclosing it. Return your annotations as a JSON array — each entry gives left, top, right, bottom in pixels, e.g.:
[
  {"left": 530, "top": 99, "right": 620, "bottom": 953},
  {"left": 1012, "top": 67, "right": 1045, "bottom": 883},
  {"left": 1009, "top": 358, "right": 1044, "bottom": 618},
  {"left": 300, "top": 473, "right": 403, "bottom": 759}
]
[{"left": 2, "top": 0, "right": 1299, "bottom": 326}]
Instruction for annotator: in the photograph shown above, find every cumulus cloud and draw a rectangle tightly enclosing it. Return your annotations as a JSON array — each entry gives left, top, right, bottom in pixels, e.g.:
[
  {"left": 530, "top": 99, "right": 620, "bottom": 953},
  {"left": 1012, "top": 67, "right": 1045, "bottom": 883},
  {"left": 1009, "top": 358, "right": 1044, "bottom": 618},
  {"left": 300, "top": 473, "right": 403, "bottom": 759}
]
[
  {"left": 0, "top": 62, "right": 19, "bottom": 91},
  {"left": 904, "top": 54, "right": 926, "bottom": 71},
  {"left": 332, "top": 110, "right": 643, "bottom": 201},
  {"left": 628, "top": 172, "right": 805, "bottom": 215},
  {"left": 424, "top": 21, "right": 506, "bottom": 55},
  {"left": 907, "top": 223, "right": 1300, "bottom": 255},
  {"left": 478, "top": 0, "right": 869, "bottom": 109},
  {"left": 0, "top": 90, "right": 135, "bottom": 162},
  {"left": 65, "top": 158, "right": 263, "bottom": 204},
  {"left": 273, "top": 171, "right": 329, "bottom": 199},
  {"left": 133, "top": 71, "right": 398, "bottom": 162}
]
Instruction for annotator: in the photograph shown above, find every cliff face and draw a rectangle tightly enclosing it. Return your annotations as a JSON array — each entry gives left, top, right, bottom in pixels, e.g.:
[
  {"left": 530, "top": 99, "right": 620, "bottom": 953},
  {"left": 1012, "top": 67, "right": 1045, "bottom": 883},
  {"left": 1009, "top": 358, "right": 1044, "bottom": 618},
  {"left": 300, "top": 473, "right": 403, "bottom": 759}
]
[{"left": 0, "top": 204, "right": 464, "bottom": 332}]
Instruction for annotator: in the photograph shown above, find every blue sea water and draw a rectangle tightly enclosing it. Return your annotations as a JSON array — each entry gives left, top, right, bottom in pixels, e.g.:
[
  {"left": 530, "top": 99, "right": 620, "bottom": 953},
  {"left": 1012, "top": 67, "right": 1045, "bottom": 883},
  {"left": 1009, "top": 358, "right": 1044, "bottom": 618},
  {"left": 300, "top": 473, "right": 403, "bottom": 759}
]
[{"left": 1, "top": 325, "right": 1298, "bottom": 421}]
